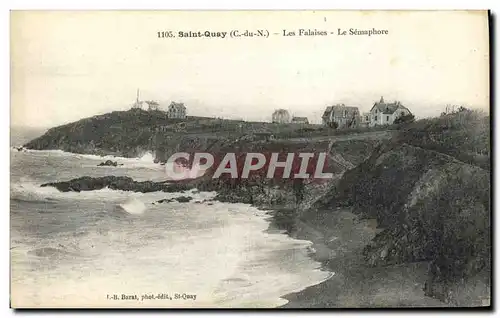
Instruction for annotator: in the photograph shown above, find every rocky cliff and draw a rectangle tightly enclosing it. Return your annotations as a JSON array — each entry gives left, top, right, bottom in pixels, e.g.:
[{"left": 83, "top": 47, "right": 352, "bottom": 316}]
[{"left": 310, "top": 111, "right": 490, "bottom": 305}]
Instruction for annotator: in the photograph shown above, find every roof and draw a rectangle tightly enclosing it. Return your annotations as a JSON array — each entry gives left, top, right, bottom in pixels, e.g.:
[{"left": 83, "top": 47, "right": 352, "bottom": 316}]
[
  {"left": 370, "top": 96, "right": 410, "bottom": 115},
  {"left": 322, "top": 105, "right": 360, "bottom": 118},
  {"left": 373, "top": 102, "right": 399, "bottom": 114},
  {"left": 273, "top": 109, "right": 290, "bottom": 115},
  {"left": 292, "top": 116, "right": 308, "bottom": 121},
  {"left": 169, "top": 102, "right": 186, "bottom": 109}
]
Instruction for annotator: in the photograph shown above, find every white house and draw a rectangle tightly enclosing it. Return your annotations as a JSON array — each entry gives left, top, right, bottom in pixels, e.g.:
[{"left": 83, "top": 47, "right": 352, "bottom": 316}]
[
  {"left": 272, "top": 109, "right": 291, "bottom": 124},
  {"left": 146, "top": 100, "right": 160, "bottom": 111},
  {"left": 369, "top": 96, "right": 412, "bottom": 127},
  {"left": 132, "top": 101, "right": 149, "bottom": 110},
  {"left": 131, "top": 89, "right": 160, "bottom": 111},
  {"left": 167, "top": 102, "right": 187, "bottom": 119},
  {"left": 322, "top": 104, "right": 360, "bottom": 128}
]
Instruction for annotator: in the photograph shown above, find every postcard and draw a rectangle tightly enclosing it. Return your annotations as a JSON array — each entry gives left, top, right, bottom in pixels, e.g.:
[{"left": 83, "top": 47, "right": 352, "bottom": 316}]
[{"left": 10, "top": 10, "right": 490, "bottom": 308}]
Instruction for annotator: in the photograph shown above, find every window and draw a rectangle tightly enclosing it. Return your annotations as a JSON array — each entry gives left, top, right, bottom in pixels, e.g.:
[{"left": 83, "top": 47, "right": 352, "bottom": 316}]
[
  {"left": 366, "top": 116, "right": 369, "bottom": 121},
  {"left": 374, "top": 116, "right": 377, "bottom": 121},
  {"left": 344, "top": 110, "right": 347, "bottom": 117},
  {"left": 386, "top": 116, "right": 389, "bottom": 121}
]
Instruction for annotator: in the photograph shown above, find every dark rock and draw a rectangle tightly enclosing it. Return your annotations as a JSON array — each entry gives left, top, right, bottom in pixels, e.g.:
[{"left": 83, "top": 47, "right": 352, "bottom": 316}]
[
  {"left": 156, "top": 198, "right": 173, "bottom": 204},
  {"left": 156, "top": 196, "right": 193, "bottom": 204},
  {"left": 41, "top": 176, "right": 195, "bottom": 193},
  {"left": 174, "top": 196, "right": 192, "bottom": 203},
  {"left": 98, "top": 160, "right": 118, "bottom": 167}
]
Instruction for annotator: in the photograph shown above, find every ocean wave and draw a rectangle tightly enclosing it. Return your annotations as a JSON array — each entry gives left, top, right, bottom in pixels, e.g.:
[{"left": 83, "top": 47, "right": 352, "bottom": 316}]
[
  {"left": 14, "top": 148, "right": 160, "bottom": 169},
  {"left": 11, "top": 179, "right": 140, "bottom": 203},
  {"left": 11, "top": 179, "right": 63, "bottom": 203},
  {"left": 76, "top": 151, "right": 157, "bottom": 166},
  {"left": 11, "top": 191, "right": 332, "bottom": 308},
  {"left": 11, "top": 180, "right": 216, "bottom": 204},
  {"left": 119, "top": 197, "right": 147, "bottom": 215}
]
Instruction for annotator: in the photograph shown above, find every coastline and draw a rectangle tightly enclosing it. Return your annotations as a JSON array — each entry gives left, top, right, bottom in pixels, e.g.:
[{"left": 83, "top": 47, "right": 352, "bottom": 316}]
[
  {"left": 18, "top": 144, "right": 490, "bottom": 308},
  {"left": 24, "top": 156, "right": 448, "bottom": 308},
  {"left": 265, "top": 207, "right": 446, "bottom": 308}
]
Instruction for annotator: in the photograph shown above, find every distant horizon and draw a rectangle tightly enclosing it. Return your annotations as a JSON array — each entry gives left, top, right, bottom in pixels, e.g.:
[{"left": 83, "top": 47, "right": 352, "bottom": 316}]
[
  {"left": 11, "top": 11, "right": 489, "bottom": 128},
  {"left": 10, "top": 97, "right": 489, "bottom": 130}
]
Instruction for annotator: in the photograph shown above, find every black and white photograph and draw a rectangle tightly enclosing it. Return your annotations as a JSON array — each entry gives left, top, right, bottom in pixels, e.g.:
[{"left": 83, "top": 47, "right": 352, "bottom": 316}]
[{"left": 9, "top": 10, "right": 491, "bottom": 309}]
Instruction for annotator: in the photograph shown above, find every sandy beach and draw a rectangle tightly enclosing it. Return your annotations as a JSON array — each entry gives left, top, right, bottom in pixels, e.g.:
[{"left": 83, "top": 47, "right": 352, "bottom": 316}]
[{"left": 277, "top": 207, "right": 446, "bottom": 308}]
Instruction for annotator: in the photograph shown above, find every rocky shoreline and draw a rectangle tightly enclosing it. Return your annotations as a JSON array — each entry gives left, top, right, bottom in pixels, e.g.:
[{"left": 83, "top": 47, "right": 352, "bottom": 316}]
[
  {"left": 32, "top": 109, "right": 490, "bottom": 307},
  {"left": 38, "top": 135, "right": 491, "bottom": 307}
]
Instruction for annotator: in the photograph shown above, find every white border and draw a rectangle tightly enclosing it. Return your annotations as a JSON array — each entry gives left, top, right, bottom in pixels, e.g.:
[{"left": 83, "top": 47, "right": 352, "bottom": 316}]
[
  {"left": 2, "top": 1, "right": 498, "bottom": 317},
  {"left": 1, "top": 0, "right": 498, "bottom": 10}
]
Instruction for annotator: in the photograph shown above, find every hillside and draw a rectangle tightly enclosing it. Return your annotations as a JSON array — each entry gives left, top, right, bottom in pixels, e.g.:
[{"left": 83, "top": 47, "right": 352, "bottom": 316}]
[
  {"left": 395, "top": 110, "right": 490, "bottom": 170},
  {"left": 23, "top": 108, "right": 330, "bottom": 159},
  {"left": 310, "top": 110, "right": 491, "bottom": 305},
  {"left": 23, "top": 109, "right": 185, "bottom": 157}
]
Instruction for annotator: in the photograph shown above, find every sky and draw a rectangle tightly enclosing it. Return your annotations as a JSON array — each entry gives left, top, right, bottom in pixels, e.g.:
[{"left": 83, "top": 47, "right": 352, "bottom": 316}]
[{"left": 10, "top": 10, "right": 489, "bottom": 128}]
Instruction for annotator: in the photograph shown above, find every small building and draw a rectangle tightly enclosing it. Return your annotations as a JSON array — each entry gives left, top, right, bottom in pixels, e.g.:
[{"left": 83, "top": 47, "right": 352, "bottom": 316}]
[
  {"left": 132, "top": 101, "right": 148, "bottom": 110},
  {"left": 167, "top": 102, "right": 187, "bottom": 119},
  {"left": 272, "top": 109, "right": 291, "bottom": 124},
  {"left": 145, "top": 100, "right": 160, "bottom": 111},
  {"left": 291, "top": 116, "right": 309, "bottom": 124},
  {"left": 131, "top": 89, "right": 149, "bottom": 110},
  {"left": 322, "top": 104, "right": 360, "bottom": 128},
  {"left": 369, "top": 96, "right": 411, "bottom": 127},
  {"left": 360, "top": 112, "right": 371, "bottom": 127}
]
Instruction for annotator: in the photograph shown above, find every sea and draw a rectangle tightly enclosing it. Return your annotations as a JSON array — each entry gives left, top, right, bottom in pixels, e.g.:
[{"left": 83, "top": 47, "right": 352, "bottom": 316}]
[{"left": 10, "top": 130, "right": 332, "bottom": 308}]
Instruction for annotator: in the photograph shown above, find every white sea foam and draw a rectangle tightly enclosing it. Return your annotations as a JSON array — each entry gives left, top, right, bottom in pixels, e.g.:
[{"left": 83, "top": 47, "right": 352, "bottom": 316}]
[
  {"left": 12, "top": 201, "right": 331, "bottom": 308},
  {"left": 11, "top": 179, "right": 62, "bottom": 202},
  {"left": 11, "top": 149, "right": 332, "bottom": 308},
  {"left": 11, "top": 180, "right": 115, "bottom": 202},
  {"left": 119, "top": 197, "right": 147, "bottom": 215},
  {"left": 11, "top": 179, "right": 215, "bottom": 204},
  {"left": 16, "top": 148, "right": 160, "bottom": 169}
]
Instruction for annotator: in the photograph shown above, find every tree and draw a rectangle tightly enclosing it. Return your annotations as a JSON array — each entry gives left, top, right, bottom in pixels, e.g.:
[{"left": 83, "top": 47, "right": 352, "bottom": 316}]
[
  {"left": 328, "top": 121, "right": 339, "bottom": 129},
  {"left": 293, "top": 178, "right": 305, "bottom": 206},
  {"left": 347, "top": 114, "right": 357, "bottom": 128},
  {"left": 394, "top": 113, "right": 415, "bottom": 125}
]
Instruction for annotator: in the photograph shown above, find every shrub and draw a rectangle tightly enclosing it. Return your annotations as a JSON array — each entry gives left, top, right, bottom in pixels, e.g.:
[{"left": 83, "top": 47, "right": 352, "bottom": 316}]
[
  {"left": 394, "top": 113, "right": 415, "bottom": 125},
  {"left": 328, "top": 122, "right": 339, "bottom": 129}
]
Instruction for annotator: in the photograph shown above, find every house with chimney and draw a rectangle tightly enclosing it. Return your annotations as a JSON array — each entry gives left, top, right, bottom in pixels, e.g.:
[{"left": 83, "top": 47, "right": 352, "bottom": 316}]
[
  {"left": 166, "top": 102, "right": 187, "bottom": 119},
  {"left": 322, "top": 104, "right": 360, "bottom": 128},
  {"left": 369, "top": 96, "right": 411, "bottom": 127}
]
